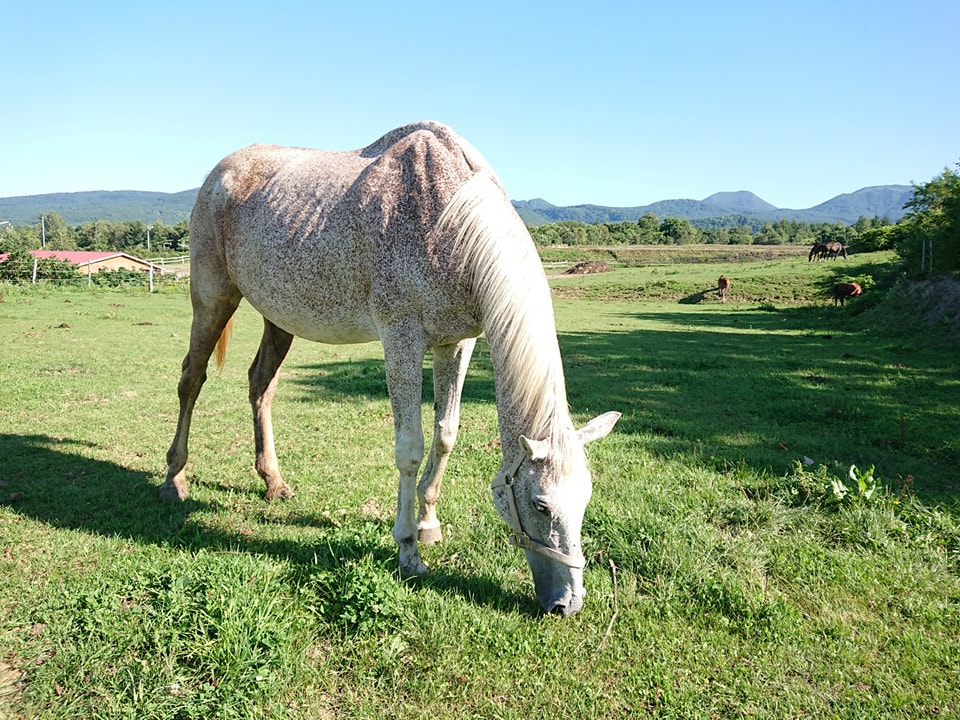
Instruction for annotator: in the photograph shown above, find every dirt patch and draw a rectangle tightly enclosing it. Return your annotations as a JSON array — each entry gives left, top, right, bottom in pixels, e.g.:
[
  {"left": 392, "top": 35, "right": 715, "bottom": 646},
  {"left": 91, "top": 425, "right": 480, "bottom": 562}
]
[
  {"left": 898, "top": 275, "right": 960, "bottom": 336},
  {"left": 565, "top": 261, "right": 612, "bottom": 275}
]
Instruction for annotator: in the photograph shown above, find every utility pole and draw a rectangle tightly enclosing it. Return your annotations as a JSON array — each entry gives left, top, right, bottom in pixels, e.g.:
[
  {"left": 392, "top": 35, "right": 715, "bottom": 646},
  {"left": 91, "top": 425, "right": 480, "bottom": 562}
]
[{"left": 40, "top": 215, "right": 46, "bottom": 248}]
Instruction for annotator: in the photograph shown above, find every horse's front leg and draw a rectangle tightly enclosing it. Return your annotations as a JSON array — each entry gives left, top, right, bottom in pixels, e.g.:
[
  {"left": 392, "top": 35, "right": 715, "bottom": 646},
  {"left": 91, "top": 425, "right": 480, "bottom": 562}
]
[
  {"left": 417, "top": 338, "right": 476, "bottom": 544},
  {"left": 249, "top": 319, "right": 295, "bottom": 500},
  {"left": 382, "top": 326, "right": 429, "bottom": 576}
]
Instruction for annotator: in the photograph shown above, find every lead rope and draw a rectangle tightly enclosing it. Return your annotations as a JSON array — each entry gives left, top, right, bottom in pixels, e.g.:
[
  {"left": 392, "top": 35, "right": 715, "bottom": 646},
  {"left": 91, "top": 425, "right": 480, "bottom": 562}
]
[{"left": 491, "top": 452, "right": 586, "bottom": 569}]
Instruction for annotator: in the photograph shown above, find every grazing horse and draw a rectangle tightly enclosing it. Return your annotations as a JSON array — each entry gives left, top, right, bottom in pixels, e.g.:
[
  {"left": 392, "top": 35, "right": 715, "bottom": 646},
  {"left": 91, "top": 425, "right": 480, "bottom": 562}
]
[
  {"left": 808, "top": 242, "right": 827, "bottom": 262},
  {"left": 717, "top": 275, "right": 730, "bottom": 302},
  {"left": 824, "top": 241, "right": 848, "bottom": 260},
  {"left": 833, "top": 281, "right": 862, "bottom": 305},
  {"left": 161, "top": 121, "right": 620, "bottom": 615}
]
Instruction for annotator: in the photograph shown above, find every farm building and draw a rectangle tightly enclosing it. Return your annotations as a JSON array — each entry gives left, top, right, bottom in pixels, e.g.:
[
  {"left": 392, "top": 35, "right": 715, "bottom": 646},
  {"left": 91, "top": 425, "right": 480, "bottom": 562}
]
[{"left": 0, "top": 250, "right": 165, "bottom": 275}]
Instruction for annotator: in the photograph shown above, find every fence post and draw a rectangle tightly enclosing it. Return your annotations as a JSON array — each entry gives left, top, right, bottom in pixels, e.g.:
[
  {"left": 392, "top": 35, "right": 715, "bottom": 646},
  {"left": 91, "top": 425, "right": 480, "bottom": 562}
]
[
  {"left": 87, "top": 261, "right": 93, "bottom": 287},
  {"left": 32, "top": 257, "right": 38, "bottom": 284}
]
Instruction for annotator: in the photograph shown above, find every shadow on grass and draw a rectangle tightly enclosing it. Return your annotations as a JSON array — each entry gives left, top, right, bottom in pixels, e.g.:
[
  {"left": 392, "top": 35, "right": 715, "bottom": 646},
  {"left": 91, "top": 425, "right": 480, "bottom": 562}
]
[
  {"left": 677, "top": 285, "right": 728, "bottom": 305},
  {"left": 560, "top": 303, "right": 958, "bottom": 503},
  {"left": 407, "top": 566, "right": 540, "bottom": 616},
  {"left": 0, "top": 433, "right": 539, "bottom": 616},
  {"left": 0, "top": 434, "right": 202, "bottom": 541},
  {"left": 284, "top": 353, "right": 496, "bottom": 407}
]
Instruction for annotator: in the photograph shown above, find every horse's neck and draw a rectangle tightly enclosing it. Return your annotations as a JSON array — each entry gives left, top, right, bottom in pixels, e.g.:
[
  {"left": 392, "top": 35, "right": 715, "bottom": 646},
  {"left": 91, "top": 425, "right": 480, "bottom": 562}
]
[
  {"left": 439, "top": 170, "right": 571, "bottom": 452},
  {"left": 485, "top": 317, "right": 571, "bottom": 452}
]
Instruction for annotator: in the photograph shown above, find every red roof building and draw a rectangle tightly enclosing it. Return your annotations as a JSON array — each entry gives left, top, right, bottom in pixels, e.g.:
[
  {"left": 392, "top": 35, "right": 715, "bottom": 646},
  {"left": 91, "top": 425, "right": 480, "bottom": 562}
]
[{"left": 0, "top": 250, "right": 164, "bottom": 274}]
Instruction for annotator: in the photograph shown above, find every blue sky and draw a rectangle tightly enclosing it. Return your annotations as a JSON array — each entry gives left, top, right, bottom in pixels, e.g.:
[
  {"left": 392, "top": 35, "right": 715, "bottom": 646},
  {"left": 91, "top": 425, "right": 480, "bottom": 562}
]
[{"left": 2, "top": 0, "right": 957, "bottom": 209}]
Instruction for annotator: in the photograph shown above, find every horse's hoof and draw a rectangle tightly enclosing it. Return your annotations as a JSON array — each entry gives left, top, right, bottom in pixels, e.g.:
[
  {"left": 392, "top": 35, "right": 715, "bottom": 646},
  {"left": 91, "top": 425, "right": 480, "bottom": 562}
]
[
  {"left": 264, "top": 483, "right": 293, "bottom": 501},
  {"left": 399, "top": 559, "right": 429, "bottom": 578},
  {"left": 417, "top": 524, "right": 443, "bottom": 544},
  {"left": 158, "top": 482, "right": 188, "bottom": 501}
]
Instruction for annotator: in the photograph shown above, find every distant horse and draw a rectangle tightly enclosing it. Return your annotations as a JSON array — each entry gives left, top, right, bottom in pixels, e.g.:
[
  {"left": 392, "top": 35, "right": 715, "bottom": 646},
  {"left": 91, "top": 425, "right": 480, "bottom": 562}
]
[
  {"left": 833, "top": 281, "right": 863, "bottom": 305},
  {"left": 717, "top": 275, "right": 730, "bottom": 302},
  {"left": 824, "top": 241, "right": 848, "bottom": 260},
  {"left": 161, "top": 122, "right": 620, "bottom": 616},
  {"left": 808, "top": 242, "right": 827, "bottom": 262}
]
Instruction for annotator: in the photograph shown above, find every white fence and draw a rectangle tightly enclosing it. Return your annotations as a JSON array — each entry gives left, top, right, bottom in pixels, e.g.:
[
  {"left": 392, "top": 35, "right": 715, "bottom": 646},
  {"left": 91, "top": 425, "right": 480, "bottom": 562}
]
[
  {"left": 144, "top": 255, "right": 190, "bottom": 266},
  {"left": 2, "top": 256, "right": 185, "bottom": 291}
]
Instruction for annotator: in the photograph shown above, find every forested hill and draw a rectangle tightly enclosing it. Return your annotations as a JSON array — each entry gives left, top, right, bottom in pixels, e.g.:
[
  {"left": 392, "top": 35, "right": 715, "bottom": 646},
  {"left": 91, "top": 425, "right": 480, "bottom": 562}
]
[
  {"left": 514, "top": 185, "right": 913, "bottom": 226},
  {"left": 0, "top": 185, "right": 912, "bottom": 227},
  {"left": 0, "top": 190, "right": 197, "bottom": 226}
]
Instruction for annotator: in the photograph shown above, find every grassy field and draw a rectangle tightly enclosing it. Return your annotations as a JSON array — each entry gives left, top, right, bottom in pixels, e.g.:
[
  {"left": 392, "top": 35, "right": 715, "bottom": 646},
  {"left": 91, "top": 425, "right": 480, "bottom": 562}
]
[{"left": 0, "top": 248, "right": 958, "bottom": 719}]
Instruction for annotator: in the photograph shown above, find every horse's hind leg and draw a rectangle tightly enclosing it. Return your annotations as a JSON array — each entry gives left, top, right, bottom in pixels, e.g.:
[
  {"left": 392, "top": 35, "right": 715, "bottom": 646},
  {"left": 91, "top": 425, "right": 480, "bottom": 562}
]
[
  {"left": 249, "top": 319, "right": 295, "bottom": 500},
  {"left": 417, "top": 338, "right": 476, "bottom": 544},
  {"left": 161, "top": 292, "right": 241, "bottom": 500}
]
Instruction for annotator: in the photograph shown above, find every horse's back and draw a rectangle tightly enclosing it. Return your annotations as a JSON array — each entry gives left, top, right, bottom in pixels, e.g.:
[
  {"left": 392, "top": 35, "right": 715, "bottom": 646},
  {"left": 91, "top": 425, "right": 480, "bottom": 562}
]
[
  {"left": 188, "top": 144, "right": 375, "bottom": 341},
  {"left": 189, "top": 124, "right": 487, "bottom": 345},
  {"left": 833, "top": 282, "right": 862, "bottom": 304}
]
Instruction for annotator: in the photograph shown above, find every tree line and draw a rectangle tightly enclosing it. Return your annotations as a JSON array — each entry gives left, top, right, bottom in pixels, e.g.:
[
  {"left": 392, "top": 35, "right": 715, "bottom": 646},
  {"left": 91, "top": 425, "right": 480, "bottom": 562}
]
[
  {"left": 0, "top": 213, "right": 188, "bottom": 256},
  {"left": 527, "top": 213, "right": 896, "bottom": 251},
  {"left": 891, "top": 163, "right": 960, "bottom": 275}
]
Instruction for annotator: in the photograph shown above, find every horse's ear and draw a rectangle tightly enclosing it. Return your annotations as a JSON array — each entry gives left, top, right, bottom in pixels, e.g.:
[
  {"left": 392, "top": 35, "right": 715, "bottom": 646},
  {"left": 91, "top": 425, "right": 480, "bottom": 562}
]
[
  {"left": 519, "top": 435, "right": 551, "bottom": 461},
  {"left": 576, "top": 411, "right": 621, "bottom": 445}
]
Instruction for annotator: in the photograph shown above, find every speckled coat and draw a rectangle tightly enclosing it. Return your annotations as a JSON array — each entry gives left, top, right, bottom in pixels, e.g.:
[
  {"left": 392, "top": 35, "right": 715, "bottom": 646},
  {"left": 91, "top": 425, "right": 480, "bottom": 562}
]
[{"left": 162, "top": 122, "right": 618, "bottom": 615}]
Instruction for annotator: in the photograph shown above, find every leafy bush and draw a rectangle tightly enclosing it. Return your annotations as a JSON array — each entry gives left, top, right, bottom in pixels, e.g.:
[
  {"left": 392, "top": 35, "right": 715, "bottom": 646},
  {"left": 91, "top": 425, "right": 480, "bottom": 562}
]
[
  {"left": 787, "top": 462, "right": 886, "bottom": 509},
  {"left": 828, "top": 464, "right": 881, "bottom": 507},
  {"left": 302, "top": 554, "right": 407, "bottom": 634},
  {"left": 893, "top": 164, "right": 960, "bottom": 275},
  {"left": 0, "top": 250, "right": 82, "bottom": 284}
]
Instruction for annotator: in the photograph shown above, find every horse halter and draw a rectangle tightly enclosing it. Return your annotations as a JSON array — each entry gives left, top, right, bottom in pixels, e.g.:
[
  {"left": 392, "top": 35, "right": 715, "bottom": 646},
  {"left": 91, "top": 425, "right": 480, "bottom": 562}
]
[{"left": 490, "top": 451, "right": 586, "bottom": 569}]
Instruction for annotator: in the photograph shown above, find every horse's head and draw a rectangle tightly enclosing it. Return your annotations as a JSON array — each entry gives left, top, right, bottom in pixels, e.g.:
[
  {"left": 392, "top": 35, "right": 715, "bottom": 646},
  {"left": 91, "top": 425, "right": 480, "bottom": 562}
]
[{"left": 492, "top": 412, "right": 620, "bottom": 615}]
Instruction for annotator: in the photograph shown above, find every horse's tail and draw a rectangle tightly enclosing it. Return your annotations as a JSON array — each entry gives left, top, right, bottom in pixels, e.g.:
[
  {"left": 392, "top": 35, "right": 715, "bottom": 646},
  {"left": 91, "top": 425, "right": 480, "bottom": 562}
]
[{"left": 214, "top": 316, "right": 234, "bottom": 371}]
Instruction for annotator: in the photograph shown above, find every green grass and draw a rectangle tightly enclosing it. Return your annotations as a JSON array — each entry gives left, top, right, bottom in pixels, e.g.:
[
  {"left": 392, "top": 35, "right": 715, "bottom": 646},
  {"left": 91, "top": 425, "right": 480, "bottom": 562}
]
[
  {"left": 549, "top": 248, "right": 898, "bottom": 304},
  {"left": 0, "top": 250, "right": 958, "bottom": 719}
]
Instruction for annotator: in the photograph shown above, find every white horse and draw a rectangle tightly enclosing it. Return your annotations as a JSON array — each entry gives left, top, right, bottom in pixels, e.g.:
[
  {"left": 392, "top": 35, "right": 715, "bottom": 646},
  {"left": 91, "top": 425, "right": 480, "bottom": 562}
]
[{"left": 162, "top": 121, "right": 619, "bottom": 615}]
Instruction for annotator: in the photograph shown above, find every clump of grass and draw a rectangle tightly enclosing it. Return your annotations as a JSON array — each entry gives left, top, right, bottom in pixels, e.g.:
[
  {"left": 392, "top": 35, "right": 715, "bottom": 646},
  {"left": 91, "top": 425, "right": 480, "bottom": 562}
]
[
  {"left": 23, "top": 550, "right": 309, "bottom": 720},
  {"left": 298, "top": 535, "right": 409, "bottom": 634}
]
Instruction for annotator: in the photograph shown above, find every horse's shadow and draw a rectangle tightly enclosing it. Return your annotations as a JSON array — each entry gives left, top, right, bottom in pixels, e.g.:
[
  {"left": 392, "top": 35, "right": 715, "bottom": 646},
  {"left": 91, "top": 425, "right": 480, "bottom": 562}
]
[
  {"left": 0, "top": 433, "right": 538, "bottom": 616},
  {"left": 285, "top": 354, "right": 496, "bottom": 406},
  {"left": 678, "top": 287, "right": 718, "bottom": 304},
  {"left": 0, "top": 434, "right": 199, "bottom": 542}
]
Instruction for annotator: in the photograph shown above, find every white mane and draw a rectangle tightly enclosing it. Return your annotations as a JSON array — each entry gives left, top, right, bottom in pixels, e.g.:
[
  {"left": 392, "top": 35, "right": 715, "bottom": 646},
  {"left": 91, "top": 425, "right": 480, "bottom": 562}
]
[{"left": 437, "top": 169, "right": 575, "bottom": 462}]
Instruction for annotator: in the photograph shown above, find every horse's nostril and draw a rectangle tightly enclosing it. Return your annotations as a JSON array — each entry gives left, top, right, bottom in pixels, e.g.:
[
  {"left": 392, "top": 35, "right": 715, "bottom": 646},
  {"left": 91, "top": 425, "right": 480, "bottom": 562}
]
[{"left": 548, "top": 604, "right": 566, "bottom": 616}]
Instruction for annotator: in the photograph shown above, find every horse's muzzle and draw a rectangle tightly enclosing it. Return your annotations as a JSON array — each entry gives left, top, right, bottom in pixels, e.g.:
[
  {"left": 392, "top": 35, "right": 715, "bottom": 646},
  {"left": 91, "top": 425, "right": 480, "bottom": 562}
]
[{"left": 529, "top": 551, "right": 585, "bottom": 616}]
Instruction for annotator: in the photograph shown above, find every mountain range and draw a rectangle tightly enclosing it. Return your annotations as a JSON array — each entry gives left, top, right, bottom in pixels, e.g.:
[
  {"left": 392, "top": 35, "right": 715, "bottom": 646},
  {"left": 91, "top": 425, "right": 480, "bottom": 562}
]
[
  {"left": 0, "top": 185, "right": 913, "bottom": 228},
  {"left": 513, "top": 185, "right": 914, "bottom": 226}
]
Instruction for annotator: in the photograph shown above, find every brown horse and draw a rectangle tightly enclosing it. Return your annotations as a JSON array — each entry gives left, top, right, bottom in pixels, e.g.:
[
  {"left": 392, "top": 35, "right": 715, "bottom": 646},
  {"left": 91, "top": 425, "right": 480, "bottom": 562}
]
[
  {"left": 717, "top": 275, "right": 730, "bottom": 302},
  {"left": 161, "top": 121, "right": 620, "bottom": 615},
  {"left": 833, "top": 281, "right": 862, "bottom": 305},
  {"left": 824, "top": 241, "right": 848, "bottom": 260},
  {"left": 808, "top": 242, "right": 826, "bottom": 262}
]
